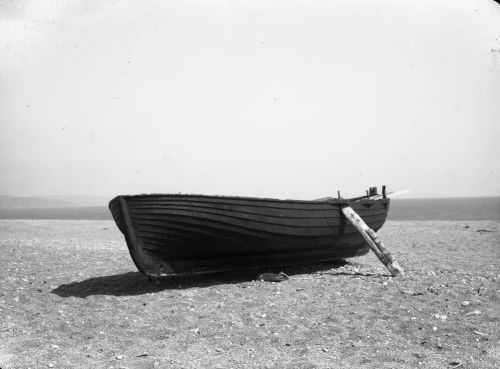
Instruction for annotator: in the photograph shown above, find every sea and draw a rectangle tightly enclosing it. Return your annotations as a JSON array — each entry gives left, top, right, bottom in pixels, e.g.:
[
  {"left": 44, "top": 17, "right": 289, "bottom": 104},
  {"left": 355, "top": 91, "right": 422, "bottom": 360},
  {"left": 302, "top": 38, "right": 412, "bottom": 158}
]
[{"left": 0, "top": 197, "right": 498, "bottom": 221}]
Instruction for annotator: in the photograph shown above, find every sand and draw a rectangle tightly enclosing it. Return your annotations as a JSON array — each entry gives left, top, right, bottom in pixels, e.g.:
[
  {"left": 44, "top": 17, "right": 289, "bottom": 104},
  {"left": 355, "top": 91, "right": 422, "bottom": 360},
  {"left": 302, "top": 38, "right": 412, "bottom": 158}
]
[{"left": 0, "top": 219, "right": 499, "bottom": 368}]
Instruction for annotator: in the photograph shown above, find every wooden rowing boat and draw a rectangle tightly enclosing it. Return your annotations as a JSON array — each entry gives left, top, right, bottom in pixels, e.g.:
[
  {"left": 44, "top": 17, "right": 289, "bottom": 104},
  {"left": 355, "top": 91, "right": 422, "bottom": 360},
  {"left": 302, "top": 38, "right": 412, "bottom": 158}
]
[{"left": 109, "top": 193, "right": 390, "bottom": 276}]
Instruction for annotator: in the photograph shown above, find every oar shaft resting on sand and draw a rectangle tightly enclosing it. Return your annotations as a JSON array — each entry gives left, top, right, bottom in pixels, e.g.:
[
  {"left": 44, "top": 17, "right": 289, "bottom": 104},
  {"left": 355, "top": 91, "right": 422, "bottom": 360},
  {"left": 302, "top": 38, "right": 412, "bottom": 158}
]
[{"left": 341, "top": 206, "right": 404, "bottom": 277}]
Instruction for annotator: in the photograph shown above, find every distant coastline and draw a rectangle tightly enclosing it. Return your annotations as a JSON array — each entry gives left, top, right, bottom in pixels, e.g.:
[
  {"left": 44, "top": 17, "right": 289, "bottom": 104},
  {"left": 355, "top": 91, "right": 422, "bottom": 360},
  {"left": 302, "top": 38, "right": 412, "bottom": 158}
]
[{"left": 0, "top": 197, "right": 498, "bottom": 221}]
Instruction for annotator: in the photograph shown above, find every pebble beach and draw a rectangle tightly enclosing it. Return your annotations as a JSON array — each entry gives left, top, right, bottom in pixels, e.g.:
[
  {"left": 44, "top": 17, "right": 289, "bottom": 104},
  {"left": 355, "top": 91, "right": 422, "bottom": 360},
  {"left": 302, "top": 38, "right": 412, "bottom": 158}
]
[{"left": 0, "top": 219, "right": 499, "bottom": 368}]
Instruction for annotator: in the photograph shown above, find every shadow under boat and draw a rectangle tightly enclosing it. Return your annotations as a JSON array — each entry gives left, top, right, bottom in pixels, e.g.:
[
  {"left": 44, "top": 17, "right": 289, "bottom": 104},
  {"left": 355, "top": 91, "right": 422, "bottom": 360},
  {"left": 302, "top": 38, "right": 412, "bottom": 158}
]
[{"left": 51, "top": 260, "right": 383, "bottom": 298}]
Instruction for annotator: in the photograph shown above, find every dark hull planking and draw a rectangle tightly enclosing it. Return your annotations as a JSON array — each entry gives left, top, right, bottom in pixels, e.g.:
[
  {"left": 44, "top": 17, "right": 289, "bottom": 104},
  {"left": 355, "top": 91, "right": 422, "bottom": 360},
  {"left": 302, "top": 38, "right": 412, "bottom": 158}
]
[{"left": 109, "top": 194, "right": 390, "bottom": 276}]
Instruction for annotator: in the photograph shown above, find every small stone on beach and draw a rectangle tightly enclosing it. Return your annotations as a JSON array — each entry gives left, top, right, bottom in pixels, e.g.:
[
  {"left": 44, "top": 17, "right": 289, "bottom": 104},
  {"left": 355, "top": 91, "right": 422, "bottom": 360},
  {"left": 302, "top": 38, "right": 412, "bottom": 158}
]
[
  {"left": 258, "top": 272, "right": 289, "bottom": 282},
  {"left": 465, "top": 310, "right": 481, "bottom": 316},
  {"left": 116, "top": 355, "right": 123, "bottom": 360},
  {"left": 433, "top": 314, "right": 447, "bottom": 320},
  {"left": 461, "top": 301, "right": 470, "bottom": 306}
]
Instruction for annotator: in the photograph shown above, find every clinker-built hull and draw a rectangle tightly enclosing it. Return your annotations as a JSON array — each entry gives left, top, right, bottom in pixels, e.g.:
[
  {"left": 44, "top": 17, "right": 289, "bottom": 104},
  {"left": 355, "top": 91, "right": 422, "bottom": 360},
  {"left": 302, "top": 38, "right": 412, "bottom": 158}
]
[{"left": 109, "top": 194, "right": 390, "bottom": 276}]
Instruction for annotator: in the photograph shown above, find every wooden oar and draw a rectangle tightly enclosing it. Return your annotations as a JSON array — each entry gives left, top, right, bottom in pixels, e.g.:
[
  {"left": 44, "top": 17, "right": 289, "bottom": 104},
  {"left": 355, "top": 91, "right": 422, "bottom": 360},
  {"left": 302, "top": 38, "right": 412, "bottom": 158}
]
[
  {"left": 365, "top": 189, "right": 410, "bottom": 200},
  {"left": 342, "top": 206, "right": 405, "bottom": 277},
  {"left": 314, "top": 189, "right": 410, "bottom": 202}
]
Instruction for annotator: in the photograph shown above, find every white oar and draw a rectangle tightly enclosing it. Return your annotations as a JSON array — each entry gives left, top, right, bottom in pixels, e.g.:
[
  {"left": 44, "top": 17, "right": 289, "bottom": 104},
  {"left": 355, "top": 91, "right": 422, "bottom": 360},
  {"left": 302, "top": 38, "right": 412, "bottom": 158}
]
[
  {"left": 342, "top": 206, "right": 405, "bottom": 277},
  {"left": 368, "top": 189, "right": 410, "bottom": 200}
]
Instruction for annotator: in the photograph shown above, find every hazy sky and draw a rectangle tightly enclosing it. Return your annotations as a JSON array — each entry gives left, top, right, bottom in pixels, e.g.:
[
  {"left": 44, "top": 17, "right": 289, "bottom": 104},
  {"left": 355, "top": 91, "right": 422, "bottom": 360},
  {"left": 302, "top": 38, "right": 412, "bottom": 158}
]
[{"left": 1, "top": 0, "right": 499, "bottom": 199}]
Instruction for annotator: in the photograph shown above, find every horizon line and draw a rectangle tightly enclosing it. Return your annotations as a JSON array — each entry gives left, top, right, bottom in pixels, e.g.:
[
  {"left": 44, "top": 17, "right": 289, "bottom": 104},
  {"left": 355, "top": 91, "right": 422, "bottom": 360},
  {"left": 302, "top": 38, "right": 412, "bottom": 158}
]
[{"left": 0, "top": 194, "right": 499, "bottom": 201}]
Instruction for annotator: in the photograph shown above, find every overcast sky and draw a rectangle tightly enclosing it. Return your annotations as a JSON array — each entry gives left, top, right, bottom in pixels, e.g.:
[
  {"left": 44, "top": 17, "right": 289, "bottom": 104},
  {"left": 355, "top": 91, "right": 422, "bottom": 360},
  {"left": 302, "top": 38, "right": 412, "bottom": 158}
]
[{"left": 1, "top": 0, "right": 499, "bottom": 199}]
